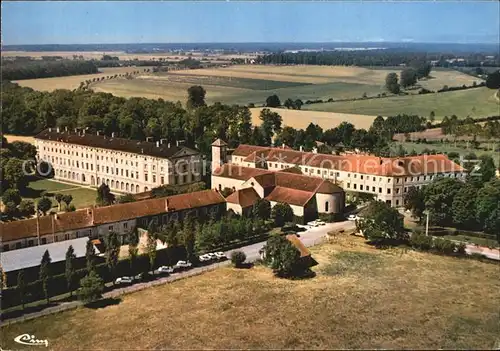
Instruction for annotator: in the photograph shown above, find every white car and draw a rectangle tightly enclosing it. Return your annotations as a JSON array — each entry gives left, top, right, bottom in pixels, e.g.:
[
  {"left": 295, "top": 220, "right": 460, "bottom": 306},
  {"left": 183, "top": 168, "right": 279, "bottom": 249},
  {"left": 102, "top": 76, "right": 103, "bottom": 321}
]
[
  {"left": 198, "top": 254, "right": 212, "bottom": 262},
  {"left": 348, "top": 214, "right": 358, "bottom": 221},
  {"left": 315, "top": 220, "right": 326, "bottom": 226},
  {"left": 115, "top": 276, "right": 133, "bottom": 285},
  {"left": 307, "top": 221, "right": 320, "bottom": 227},
  {"left": 158, "top": 266, "right": 174, "bottom": 274},
  {"left": 214, "top": 252, "right": 227, "bottom": 260},
  {"left": 174, "top": 260, "right": 192, "bottom": 269}
]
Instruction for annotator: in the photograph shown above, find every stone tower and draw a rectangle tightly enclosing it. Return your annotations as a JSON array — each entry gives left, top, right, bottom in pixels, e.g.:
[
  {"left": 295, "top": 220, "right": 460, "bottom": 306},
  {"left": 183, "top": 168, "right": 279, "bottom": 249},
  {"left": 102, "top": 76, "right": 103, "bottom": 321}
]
[{"left": 211, "top": 138, "right": 228, "bottom": 172}]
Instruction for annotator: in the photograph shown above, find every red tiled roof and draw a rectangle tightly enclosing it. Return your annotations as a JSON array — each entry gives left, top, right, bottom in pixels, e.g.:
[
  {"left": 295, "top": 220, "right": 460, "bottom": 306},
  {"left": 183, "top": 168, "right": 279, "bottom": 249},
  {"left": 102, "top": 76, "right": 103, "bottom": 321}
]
[
  {"left": 265, "top": 186, "right": 314, "bottom": 207},
  {"left": 232, "top": 145, "right": 270, "bottom": 157},
  {"left": 252, "top": 173, "right": 277, "bottom": 188},
  {"left": 225, "top": 188, "right": 261, "bottom": 208},
  {"left": 233, "top": 144, "right": 465, "bottom": 176},
  {"left": 212, "top": 164, "right": 271, "bottom": 181},
  {"left": 1, "top": 190, "right": 226, "bottom": 243}
]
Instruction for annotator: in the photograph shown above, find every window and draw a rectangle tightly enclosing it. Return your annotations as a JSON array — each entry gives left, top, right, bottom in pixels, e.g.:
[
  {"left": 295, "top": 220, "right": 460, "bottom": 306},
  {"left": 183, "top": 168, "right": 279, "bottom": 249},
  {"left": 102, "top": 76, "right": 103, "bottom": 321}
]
[
  {"left": 347, "top": 183, "right": 351, "bottom": 189},
  {"left": 354, "top": 174, "right": 357, "bottom": 178},
  {"left": 396, "top": 199, "right": 400, "bottom": 206},
  {"left": 396, "top": 188, "right": 400, "bottom": 194},
  {"left": 145, "top": 174, "right": 148, "bottom": 182},
  {"left": 124, "top": 222, "right": 128, "bottom": 229},
  {"left": 387, "top": 188, "right": 391, "bottom": 194},
  {"left": 126, "top": 170, "right": 129, "bottom": 177},
  {"left": 404, "top": 187, "right": 408, "bottom": 193},
  {"left": 317, "top": 169, "right": 320, "bottom": 174},
  {"left": 373, "top": 177, "right": 376, "bottom": 181},
  {"left": 360, "top": 185, "right": 363, "bottom": 190},
  {"left": 121, "top": 169, "right": 124, "bottom": 176},
  {"left": 388, "top": 178, "right": 391, "bottom": 183},
  {"left": 3, "top": 244, "right": 9, "bottom": 252},
  {"left": 325, "top": 201, "right": 329, "bottom": 212},
  {"left": 360, "top": 175, "right": 363, "bottom": 180},
  {"left": 161, "top": 176, "right": 164, "bottom": 184},
  {"left": 153, "top": 175, "right": 156, "bottom": 183},
  {"left": 336, "top": 172, "right": 340, "bottom": 177},
  {"left": 372, "top": 186, "right": 375, "bottom": 192},
  {"left": 423, "top": 176, "right": 427, "bottom": 181},
  {"left": 353, "top": 184, "right": 357, "bottom": 190},
  {"left": 379, "top": 187, "right": 382, "bottom": 193},
  {"left": 417, "top": 176, "right": 420, "bottom": 181},
  {"left": 108, "top": 225, "right": 113, "bottom": 231},
  {"left": 396, "top": 178, "right": 400, "bottom": 183},
  {"left": 348, "top": 173, "right": 351, "bottom": 177},
  {"left": 304, "top": 168, "right": 308, "bottom": 173},
  {"left": 41, "top": 238, "right": 47, "bottom": 245},
  {"left": 386, "top": 200, "right": 391, "bottom": 205}
]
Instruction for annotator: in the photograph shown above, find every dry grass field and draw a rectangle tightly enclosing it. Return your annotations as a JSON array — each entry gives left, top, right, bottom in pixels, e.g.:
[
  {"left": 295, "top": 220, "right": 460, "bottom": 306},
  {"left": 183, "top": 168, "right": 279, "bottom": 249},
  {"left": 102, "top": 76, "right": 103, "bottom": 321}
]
[
  {"left": 3, "top": 134, "right": 35, "bottom": 145},
  {"left": 2, "top": 236, "right": 499, "bottom": 350},
  {"left": 13, "top": 67, "right": 151, "bottom": 91},
  {"left": 250, "top": 107, "right": 376, "bottom": 130}
]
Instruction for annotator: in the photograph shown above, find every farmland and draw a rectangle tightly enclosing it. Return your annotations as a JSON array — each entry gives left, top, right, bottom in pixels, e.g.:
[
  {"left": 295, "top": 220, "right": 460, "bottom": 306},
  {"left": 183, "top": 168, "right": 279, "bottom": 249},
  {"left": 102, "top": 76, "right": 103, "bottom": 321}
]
[
  {"left": 13, "top": 66, "right": 151, "bottom": 91},
  {"left": 1, "top": 236, "right": 499, "bottom": 350},
  {"left": 250, "top": 107, "right": 376, "bottom": 130},
  {"left": 305, "top": 87, "right": 499, "bottom": 120}
]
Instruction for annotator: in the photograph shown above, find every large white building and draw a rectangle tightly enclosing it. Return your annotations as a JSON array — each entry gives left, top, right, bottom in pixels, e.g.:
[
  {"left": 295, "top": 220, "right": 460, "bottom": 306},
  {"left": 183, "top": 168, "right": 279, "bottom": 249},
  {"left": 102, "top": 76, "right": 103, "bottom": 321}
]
[
  {"left": 35, "top": 128, "right": 202, "bottom": 193},
  {"left": 211, "top": 140, "right": 466, "bottom": 208}
]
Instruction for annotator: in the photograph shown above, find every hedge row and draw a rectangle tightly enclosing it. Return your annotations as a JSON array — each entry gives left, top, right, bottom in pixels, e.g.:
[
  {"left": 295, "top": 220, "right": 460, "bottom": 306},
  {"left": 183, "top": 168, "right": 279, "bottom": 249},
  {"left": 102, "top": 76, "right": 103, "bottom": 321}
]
[
  {"left": 409, "top": 232, "right": 466, "bottom": 256},
  {"left": 2, "top": 246, "right": 186, "bottom": 310}
]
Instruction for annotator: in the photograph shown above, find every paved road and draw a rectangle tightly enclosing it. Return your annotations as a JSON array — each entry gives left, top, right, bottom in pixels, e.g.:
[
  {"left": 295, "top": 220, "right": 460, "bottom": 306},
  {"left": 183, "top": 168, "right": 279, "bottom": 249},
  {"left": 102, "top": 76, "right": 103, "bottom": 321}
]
[{"left": 224, "top": 220, "right": 357, "bottom": 261}]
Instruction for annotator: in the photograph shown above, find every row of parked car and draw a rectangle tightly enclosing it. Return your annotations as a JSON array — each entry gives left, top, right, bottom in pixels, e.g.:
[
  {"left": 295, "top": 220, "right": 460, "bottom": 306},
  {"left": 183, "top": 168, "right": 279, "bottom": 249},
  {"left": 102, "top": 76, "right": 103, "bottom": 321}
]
[{"left": 114, "top": 253, "right": 227, "bottom": 285}]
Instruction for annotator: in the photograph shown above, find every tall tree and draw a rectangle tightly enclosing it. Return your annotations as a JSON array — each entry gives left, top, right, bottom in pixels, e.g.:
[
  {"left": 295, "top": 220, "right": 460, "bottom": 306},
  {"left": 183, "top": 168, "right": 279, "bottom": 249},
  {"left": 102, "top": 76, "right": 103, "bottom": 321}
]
[
  {"left": 476, "top": 179, "right": 500, "bottom": 234},
  {"left": 485, "top": 70, "right": 500, "bottom": 89},
  {"left": 452, "top": 184, "right": 478, "bottom": 230},
  {"left": 40, "top": 250, "right": 52, "bottom": 304},
  {"left": 85, "top": 239, "right": 96, "bottom": 273},
  {"left": 262, "top": 235, "right": 304, "bottom": 278},
  {"left": 186, "top": 85, "right": 206, "bottom": 109},
  {"left": 265, "top": 94, "right": 281, "bottom": 108},
  {"left": 17, "top": 270, "right": 26, "bottom": 310},
  {"left": 54, "top": 193, "right": 64, "bottom": 211},
  {"left": 385, "top": 73, "right": 400, "bottom": 94},
  {"left": 423, "top": 177, "right": 463, "bottom": 226},
  {"left": 37, "top": 197, "right": 52, "bottom": 215},
  {"left": 78, "top": 270, "right": 105, "bottom": 304},
  {"left": 252, "top": 199, "right": 272, "bottom": 220},
  {"left": 404, "top": 186, "right": 425, "bottom": 221},
  {"left": 96, "top": 183, "right": 115, "bottom": 206},
  {"left": 356, "top": 201, "right": 405, "bottom": 244},
  {"left": 105, "top": 231, "right": 120, "bottom": 283},
  {"left": 65, "top": 245, "right": 77, "bottom": 297},
  {"left": 127, "top": 227, "right": 139, "bottom": 276},
  {"left": 146, "top": 221, "right": 158, "bottom": 274},
  {"left": 400, "top": 68, "right": 418, "bottom": 88},
  {"left": 272, "top": 203, "right": 294, "bottom": 227},
  {"left": 62, "top": 194, "right": 73, "bottom": 209},
  {"left": 182, "top": 214, "right": 196, "bottom": 263}
]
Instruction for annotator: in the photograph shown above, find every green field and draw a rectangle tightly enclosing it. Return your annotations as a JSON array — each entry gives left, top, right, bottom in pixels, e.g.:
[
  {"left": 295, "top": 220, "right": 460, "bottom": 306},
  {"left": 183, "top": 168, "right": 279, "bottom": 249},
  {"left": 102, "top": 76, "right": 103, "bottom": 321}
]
[
  {"left": 23, "top": 178, "right": 97, "bottom": 210},
  {"left": 306, "top": 87, "right": 499, "bottom": 119},
  {"left": 391, "top": 141, "right": 500, "bottom": 166},
  {"left": 94, "top": 78, "right": 383, "bottom": 106}
]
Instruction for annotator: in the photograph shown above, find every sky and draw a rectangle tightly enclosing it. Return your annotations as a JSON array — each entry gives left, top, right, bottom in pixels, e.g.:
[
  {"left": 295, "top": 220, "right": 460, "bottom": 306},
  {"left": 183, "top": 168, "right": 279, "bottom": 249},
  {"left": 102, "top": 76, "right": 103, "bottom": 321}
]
[{"left": 2, "top": 1, "right": 499, "bottom": 45}]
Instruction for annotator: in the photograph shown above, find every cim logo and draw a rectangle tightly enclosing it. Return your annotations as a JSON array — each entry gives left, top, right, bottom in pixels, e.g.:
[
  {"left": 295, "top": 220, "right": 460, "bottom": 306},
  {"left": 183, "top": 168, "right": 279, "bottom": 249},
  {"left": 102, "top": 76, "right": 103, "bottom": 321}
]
[{"left": 14, "top": 334, "right": 48, "bottom": 347}]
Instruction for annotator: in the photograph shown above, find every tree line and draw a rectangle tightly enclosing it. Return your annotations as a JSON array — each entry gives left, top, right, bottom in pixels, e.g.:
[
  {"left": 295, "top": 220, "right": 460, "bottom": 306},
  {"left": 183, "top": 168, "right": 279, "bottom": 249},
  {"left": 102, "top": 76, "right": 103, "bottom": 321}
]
[
  {"left": 256, "top": 51, "right": 499, "bottom": 67},
  {"left": 2, "top": 60, "right": 99, "bottom": 81},
  {"left": 404, "top": 165, "right": 499, "bottom": 235}
]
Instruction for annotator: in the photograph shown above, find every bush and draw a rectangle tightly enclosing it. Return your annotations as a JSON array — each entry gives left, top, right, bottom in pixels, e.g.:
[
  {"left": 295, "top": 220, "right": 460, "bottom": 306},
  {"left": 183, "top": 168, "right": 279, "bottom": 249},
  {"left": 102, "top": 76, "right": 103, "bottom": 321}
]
[
  {"left": 433, "top": 238, "right": 456, "bottom": 255},
  {"left": 409, "top": 232, "right": 433, "bottom": 251},
  {"left": 456, "top": 243, "right": 467, "bottom": 256},
  {"left": 230, "top": 251, "right": 247, "bottom": 268}
]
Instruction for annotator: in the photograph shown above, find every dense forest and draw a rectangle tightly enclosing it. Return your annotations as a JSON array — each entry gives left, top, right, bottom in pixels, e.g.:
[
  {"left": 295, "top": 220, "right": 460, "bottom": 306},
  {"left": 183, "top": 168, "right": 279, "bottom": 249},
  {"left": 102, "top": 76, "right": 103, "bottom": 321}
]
[
  {"left": 256, "top": 51, "right": 500, "bottom": 67},
  {"left": 1, "top": 60, "right": 99, "bottom": 81}
]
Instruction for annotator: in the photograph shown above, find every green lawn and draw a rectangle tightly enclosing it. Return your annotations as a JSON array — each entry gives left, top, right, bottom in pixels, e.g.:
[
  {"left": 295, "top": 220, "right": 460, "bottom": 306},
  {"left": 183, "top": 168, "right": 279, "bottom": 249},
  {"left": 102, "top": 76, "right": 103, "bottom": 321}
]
[
  {"left": 23, "top": 178, "right": 97, "bottom": 210},
  {"left": 305, "top": 87, "right": 499, "bottom": 119}
]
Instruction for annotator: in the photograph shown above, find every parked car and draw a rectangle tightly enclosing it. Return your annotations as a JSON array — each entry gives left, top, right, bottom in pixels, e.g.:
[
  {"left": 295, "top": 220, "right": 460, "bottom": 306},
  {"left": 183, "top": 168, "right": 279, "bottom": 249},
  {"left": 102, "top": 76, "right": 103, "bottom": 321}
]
[
  {"left": 198, "top": 254, "right": 212, "bottom": 262},
  {"left": 174, "top": 260, "right": 192, "bottom": 270},
  {"left": 307, "top": 221, "right": 320, "bottom": 227},
  {"left": 315, "top": 220, "right": 326, "bottom": 226},
  {"left": 158, "top": 266, "right": 174, "bottom": 274},
  {"left": 115, "top": 276, "right": 134, "bottom": 285},
  {"left": 214, "top": 252, "right": 227, "bottom": 260},
  {"left": 348, "top": 214, "right": 358, "bottom": 221}
]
